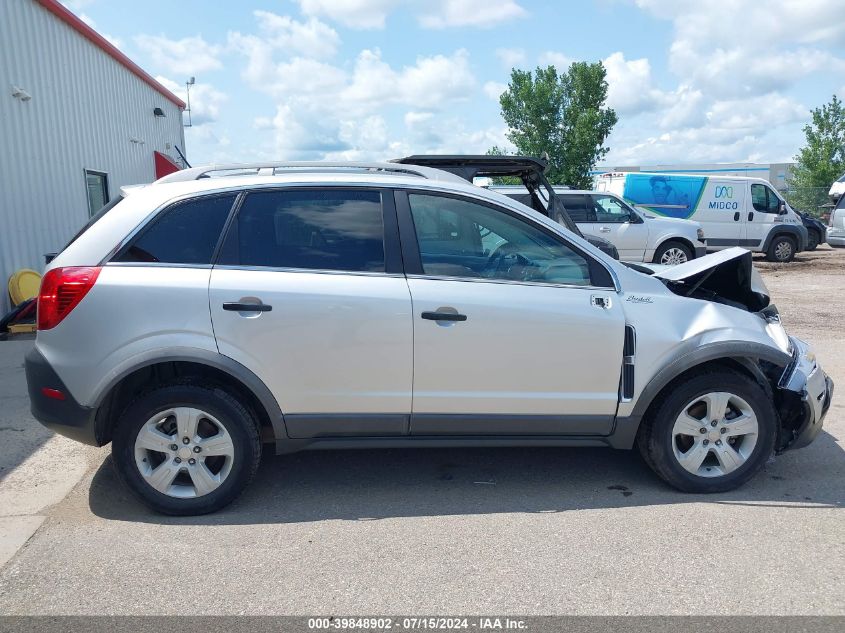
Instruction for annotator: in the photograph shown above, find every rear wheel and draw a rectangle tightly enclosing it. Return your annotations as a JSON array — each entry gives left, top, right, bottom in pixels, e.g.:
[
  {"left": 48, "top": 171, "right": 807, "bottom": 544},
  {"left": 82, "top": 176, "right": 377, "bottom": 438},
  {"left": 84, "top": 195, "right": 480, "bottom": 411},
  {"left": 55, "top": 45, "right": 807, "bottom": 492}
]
[
  {"left": 637, "top": 370, "right": 777, "bottom": 493},
  {"left": 113, "top": 384, "right": 261, "bottom": 515},
  {"left": 766, "top": 235, "right": 796, "bottom": 262},
  {"left": 653, "top": 241, "right": 693, "bottom": 265}
]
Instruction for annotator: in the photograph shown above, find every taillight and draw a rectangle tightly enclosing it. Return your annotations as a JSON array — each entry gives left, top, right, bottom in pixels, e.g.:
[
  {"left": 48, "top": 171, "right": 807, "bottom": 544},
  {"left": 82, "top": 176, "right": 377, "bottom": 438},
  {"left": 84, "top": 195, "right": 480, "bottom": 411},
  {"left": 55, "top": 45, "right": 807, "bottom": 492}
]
[{"left": 37, "top": 267, "right": 101, "bottom": 330}]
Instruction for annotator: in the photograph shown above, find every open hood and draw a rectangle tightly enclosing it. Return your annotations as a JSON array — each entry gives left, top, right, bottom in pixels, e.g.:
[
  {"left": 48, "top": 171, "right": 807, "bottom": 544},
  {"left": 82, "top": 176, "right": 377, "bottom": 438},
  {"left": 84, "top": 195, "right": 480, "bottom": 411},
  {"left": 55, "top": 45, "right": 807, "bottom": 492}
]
[{"left": 653, "top": 247, "right": 770, "bottom": 312}]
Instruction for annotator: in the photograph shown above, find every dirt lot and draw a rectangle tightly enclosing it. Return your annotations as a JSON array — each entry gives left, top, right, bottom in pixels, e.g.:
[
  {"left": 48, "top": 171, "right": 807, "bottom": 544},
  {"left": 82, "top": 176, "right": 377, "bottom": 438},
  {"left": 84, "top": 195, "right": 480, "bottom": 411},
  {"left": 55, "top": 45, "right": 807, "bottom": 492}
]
[{"left": 754, "top": 244, "right": 845, "bottom": 334}]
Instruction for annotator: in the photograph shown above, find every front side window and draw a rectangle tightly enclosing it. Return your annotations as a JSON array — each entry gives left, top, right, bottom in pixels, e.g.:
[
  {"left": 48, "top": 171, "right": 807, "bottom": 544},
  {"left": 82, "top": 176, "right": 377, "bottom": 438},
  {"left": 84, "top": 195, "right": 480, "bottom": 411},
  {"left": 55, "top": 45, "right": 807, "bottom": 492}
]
[
  {"left": 751, "top": 184, "right": 780, "bottom": 214},
  {"left": 559, "top": 194, "right": 595, "bottom": 223},
  {"left": 219, "top": 189, "right": 385, "bottom": 272},
  {"left": 117, "top": 194, "right": 236, "bottom": 264},
  {"left": 592, "top": 195, "right": 633, "bottom": 223},
  {"left": 408, "top": 193, "right": 594, "bottom": 286}
]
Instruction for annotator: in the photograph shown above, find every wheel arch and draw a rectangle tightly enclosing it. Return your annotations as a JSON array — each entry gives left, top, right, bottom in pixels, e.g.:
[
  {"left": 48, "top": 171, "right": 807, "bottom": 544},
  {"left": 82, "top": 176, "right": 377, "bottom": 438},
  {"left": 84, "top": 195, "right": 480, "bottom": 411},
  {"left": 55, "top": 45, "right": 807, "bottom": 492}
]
[
  {"left": 92, "top": 349, "right": 286, "bottom": 446},
  {"left": 761, "top": 225, "right": 807, "bottom": 252},
  {"left": 653, "top": 236, "right": 696, "bottom": 261},
  {"left": 610, "top": 341, "right": 791, "bottom": 449}
]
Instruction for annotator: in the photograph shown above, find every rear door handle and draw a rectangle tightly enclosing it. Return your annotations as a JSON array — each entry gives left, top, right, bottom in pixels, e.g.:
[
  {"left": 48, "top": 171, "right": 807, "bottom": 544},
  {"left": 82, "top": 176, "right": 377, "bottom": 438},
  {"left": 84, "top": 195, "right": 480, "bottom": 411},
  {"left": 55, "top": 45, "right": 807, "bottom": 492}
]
[
  {"left": 421, "top": 311, "right": 467, "bottom": 322},
  {"left": 598, "top": 226, "right": 611, "bottom": 233},
  {"left": 223, "top": 302, "right": 272, "bottom": 312}
]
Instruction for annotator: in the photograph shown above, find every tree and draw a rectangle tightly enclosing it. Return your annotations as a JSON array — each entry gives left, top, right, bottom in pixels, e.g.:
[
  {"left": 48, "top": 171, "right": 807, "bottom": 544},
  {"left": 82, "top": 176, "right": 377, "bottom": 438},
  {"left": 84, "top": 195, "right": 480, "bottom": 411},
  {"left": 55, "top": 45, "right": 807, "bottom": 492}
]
[
  {"left": 495, "top": 62, "right": 617, "bottom": 189},
  {"left": 788, "top": 95, "right": 845, "bottom": 214}
]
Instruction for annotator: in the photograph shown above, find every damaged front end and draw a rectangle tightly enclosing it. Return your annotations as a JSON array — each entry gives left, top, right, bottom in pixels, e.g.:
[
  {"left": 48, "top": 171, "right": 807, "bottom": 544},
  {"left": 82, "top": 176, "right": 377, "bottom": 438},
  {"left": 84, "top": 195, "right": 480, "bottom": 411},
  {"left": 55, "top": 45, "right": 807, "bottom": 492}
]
[{"left": 653, "top": 248, "right": 834, "bottom": 452}]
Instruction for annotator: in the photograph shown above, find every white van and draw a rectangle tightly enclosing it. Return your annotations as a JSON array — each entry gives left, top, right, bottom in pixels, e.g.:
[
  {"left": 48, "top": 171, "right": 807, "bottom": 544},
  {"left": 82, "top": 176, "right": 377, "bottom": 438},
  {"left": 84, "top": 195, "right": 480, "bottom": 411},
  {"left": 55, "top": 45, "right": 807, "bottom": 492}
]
[
  {"left": 595, "top": 173, "right": 808, "bottom": 262},
  {"left": 489, "top": 185, "right": 706, "bottom": 265}
]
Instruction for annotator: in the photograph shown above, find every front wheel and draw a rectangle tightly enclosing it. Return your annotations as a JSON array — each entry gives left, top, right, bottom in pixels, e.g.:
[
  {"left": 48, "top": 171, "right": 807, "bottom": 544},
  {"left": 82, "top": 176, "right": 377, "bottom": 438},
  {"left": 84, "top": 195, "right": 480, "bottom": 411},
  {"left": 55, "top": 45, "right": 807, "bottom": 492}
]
[
  {"left": 112, "top": 384, "right": 261, "bottom": 515},
  {"left": 806, "top": 230, "right": 820, "bottom": 251},
  {"left": 653, "top": 241, "right": 693, "bottom": 266},
  {"left": 766, "top": 235, "right": 796, "bottom": 262},
  {"left": 637, "top": 370, "right": 777, "bottom": 493}
]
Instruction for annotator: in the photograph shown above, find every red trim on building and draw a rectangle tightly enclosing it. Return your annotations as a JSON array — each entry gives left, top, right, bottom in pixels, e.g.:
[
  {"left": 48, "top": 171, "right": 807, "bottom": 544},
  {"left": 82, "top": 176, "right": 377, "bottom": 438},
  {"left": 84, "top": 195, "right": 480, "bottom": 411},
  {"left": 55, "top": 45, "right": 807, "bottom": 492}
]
[
  {"left": 154, "top": 151, "right": 182, "bottom": 179},
  {"left": 35, "top": 0, "right": 186, "bottom": 109}
]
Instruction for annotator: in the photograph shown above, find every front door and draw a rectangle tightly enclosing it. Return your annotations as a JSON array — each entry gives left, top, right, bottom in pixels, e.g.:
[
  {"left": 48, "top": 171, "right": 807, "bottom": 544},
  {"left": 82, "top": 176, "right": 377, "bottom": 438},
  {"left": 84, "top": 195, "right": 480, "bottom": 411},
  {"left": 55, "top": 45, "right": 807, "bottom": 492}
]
[
  {"left": 209, "top": 187, "right": 413, "bottom": 438},
  {"left": 585, "top": 194, "right": 649, "bottom": 261},
  {"left": 397, "top": 190, "right": 625, "bottom": 436},
  {"left": 746, "top": 182, "right": 783, "bottom": 248}
]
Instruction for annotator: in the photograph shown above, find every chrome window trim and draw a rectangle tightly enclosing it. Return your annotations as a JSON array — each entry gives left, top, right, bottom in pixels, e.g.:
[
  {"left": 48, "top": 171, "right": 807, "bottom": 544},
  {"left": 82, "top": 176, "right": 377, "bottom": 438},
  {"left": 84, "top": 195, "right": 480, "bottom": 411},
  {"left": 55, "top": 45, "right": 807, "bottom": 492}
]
[
  {"left": 404, "top": 273, "right": 612, "bottom": 292},
  {"left": 212, "top": 265, "right": 403, "bottom": 279}
]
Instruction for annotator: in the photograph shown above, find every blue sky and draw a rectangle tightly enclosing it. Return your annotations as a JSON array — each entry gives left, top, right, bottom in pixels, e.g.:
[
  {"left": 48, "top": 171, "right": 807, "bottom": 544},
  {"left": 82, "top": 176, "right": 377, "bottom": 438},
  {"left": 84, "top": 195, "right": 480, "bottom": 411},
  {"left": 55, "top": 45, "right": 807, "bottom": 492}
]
[{"left": 65, "top": 0, "right": 845, "bottom": 168}]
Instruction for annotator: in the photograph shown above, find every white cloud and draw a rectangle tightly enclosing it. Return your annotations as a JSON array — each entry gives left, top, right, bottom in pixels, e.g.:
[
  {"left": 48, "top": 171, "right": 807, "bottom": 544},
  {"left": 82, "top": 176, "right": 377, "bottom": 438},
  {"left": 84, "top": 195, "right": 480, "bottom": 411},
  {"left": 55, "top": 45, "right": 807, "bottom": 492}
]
[
  {"left": 243, "top": 10, "right": 340, "bottom": 59},
  {"left": 495, "top": 47, "right": 525, "bottom": 70},
  {"left": 135, "top": 34, "right": 223, "bottom": 75},
  {"left": 635, "top": 0, "right": 845, "bottom": 93},
  {"left": 538, "top": 51, "right": 574, "bottom": 69},
  {"left": 419, "top": 0, "right": 527, "bottom": 29},
  {"left": 156, "top": 76, "right": 227, "bottom": 126},
  {"left": 603, "top": 52, "right": 672, "bottom": 115},
  {"left": 293, "top": 0, "right": 400, "bottom": 29},
  {"left": 483, "top": 81, "right": 507, "bottom": 101}
]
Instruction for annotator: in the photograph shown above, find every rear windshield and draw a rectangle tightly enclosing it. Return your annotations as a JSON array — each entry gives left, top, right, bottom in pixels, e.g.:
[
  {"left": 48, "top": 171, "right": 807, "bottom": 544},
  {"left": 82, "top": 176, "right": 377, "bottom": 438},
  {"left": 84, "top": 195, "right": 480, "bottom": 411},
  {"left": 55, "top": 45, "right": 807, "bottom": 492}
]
[{"left": 60, "top": 195, "right": 124, "bottom": 253}]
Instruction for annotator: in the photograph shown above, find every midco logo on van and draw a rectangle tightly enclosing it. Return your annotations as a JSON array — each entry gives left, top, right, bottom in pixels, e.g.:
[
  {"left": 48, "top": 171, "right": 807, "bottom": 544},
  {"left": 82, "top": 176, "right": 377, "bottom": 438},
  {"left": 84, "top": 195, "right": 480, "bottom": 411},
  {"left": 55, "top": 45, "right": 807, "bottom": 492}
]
[{"left": 709, "top": 185, "right": 738, "bottom": 210}]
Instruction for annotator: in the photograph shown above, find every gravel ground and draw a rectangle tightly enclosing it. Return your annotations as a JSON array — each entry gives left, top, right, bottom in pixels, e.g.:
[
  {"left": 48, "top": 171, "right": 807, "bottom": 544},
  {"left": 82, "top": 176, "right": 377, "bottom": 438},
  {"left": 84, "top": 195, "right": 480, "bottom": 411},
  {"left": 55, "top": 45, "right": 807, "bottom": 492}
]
[{"left": 0, "top": 246, "right": 842, "bottom": 615}]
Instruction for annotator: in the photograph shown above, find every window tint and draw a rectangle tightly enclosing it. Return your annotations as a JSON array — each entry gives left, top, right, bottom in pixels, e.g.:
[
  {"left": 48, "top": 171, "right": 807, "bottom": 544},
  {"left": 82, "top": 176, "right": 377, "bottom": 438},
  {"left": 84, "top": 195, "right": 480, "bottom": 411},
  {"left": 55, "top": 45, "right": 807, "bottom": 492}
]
[
  {"left": 592, "top": 195, "right": 632, "bottom": 223},
  {"left": 117, "top": 194, "right": 235, "bottom": 265},
  {"left": 751, "top": 184, "right": 780, "bottom": 214},
  {"left": 219, "top": 189, "right": 384, "bottom": 272},
  {"left": 559, "top": 194, "right": 594, "bottom": 222},
  {"left": 408, "top": 193, "right": 594, "bottom": 286}
]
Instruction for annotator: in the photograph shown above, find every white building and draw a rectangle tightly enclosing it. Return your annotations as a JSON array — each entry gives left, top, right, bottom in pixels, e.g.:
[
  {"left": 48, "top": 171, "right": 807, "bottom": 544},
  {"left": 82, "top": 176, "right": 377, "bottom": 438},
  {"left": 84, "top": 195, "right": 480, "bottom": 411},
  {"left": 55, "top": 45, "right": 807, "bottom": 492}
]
[
  {"left": 1, "top": 0, "right": 186, "bottom": 312},
  {"left": 592, "top": 163, "right": 795, "bottom": 191}
]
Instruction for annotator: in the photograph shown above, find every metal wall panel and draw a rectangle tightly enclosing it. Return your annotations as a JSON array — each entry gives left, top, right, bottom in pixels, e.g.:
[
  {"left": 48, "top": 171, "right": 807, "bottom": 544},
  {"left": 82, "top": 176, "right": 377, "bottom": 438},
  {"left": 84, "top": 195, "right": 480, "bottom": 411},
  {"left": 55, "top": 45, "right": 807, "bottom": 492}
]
[{"left": 0, "top": 0, "right": 186, "bottom": 312}]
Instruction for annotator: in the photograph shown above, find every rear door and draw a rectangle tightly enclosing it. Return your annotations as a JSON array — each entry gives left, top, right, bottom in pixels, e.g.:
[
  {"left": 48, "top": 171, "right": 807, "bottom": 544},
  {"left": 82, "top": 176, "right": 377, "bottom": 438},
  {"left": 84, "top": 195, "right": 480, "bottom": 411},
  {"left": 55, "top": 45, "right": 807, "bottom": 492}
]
[
  {"left": 209, "top": 187, "right": 413, "bottom": 438},
  {"left": 397, "top": 190, "right": 625, "bottom": 436}
]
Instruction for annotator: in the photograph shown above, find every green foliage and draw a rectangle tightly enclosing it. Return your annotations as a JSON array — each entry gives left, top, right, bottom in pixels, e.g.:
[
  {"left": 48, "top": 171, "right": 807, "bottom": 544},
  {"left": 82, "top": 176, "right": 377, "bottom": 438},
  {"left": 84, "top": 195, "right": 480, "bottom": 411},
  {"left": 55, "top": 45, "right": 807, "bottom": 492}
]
[
  {"left": 495, "top": 62, "right": 617, "bottom": 189},
  {"left": 790, "top": 95, "right": 845, "bottom": 213}
]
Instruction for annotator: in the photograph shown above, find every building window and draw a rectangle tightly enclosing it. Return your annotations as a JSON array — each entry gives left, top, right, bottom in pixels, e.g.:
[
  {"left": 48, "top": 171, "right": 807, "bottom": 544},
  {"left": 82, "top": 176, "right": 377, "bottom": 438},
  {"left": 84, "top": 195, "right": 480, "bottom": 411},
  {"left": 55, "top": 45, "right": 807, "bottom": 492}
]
[{"left": 85, "top": 170, "right": 109, "bottom": 217}]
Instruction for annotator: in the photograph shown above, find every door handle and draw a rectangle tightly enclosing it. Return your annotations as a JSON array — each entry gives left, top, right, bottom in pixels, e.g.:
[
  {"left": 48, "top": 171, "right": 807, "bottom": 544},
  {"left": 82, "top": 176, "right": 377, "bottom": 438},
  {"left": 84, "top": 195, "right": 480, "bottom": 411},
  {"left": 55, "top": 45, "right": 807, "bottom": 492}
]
[
  {"left": 421, "top": 311, "right": 467, "bottom": 322},
  {"left": 598, "top": 226, "right": 611, "bottom": 233},
  {"left": 223, "top": 302, "right": 272, "bottom": 312},
  {"left": 733, "top": 212, "right": 740, "bottom": 221},
  {"left": 748, "top": 212, "right": 754, "bottom": 221}
]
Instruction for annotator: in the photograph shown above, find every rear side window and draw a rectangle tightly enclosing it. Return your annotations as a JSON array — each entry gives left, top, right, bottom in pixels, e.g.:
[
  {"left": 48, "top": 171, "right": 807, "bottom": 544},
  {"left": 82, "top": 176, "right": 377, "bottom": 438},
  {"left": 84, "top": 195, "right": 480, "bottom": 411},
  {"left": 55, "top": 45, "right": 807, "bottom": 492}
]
[
  {"left": 116, "top": 194, "right": 235, "bottom": 264},
  {"left": 218, "top": 189, "right": 385, "bottom": 272}
]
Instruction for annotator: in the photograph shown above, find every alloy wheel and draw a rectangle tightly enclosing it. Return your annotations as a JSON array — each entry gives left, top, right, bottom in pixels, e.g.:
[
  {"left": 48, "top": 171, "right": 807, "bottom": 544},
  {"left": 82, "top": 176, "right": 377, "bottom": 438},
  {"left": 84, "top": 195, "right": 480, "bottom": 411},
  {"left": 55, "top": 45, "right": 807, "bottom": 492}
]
[
  {"left": 134, "top": 407, "right": 235, "bottom": 498},
  {"left": 671, "top": 391, "right": 759, "bottom": 478},
  {"left": 660, "top": 247, "right": 689, "bottom": 265}
]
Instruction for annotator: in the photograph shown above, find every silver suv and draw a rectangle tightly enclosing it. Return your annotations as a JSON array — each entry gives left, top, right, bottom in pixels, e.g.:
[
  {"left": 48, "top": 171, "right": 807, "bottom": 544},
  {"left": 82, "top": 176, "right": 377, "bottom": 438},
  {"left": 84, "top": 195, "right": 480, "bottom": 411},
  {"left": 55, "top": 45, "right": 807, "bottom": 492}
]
[{"left": 26, "top": 162, "right": 833, "bottom": 515}]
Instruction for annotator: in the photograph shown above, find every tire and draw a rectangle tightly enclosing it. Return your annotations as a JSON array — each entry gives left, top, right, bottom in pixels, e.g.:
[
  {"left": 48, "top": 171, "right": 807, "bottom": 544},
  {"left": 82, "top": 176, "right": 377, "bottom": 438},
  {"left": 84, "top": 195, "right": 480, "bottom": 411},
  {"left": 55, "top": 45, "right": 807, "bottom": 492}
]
[
  {"left": 112, "top": 384, "right": 261, "bottom": 515},
  {"left": 653, "top": 240, "right": 693, "bottom": 265},
  {"left": 637, "top": 369, "right": 777, "bottom": 493},
  {"left": 766, "top": 235, "right": 796, "bottom": 262},
  {"left": 806, "top": 230, "right": 820, "bottom": 251}
]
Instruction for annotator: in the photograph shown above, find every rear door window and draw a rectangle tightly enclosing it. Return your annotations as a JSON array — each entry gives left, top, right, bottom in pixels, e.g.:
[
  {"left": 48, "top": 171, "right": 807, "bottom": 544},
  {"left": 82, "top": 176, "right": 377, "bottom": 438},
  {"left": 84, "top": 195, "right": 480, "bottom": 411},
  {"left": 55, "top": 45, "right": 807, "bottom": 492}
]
[
  {"left": 218, "top": 189, "right": 385, "bottom": 272},
  {"left": 116, "top": 194, "right": 236, "bottom": 264}
]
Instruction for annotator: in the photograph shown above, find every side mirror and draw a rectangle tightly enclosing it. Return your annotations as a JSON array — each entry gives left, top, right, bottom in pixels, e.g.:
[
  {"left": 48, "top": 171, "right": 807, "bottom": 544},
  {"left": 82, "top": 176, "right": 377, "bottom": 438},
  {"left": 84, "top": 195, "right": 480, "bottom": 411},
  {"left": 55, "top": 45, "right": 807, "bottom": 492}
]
[{"left": 779, "top": 201, "right": 787, "bottom": 215}]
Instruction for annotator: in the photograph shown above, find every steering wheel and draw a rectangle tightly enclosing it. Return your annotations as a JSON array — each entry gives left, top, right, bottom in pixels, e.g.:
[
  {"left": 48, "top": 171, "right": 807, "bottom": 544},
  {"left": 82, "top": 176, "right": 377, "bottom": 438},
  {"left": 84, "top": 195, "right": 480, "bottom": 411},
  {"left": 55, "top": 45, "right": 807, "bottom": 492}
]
[{"left": 485, "top": 242, "right": 531, "bottom": 278}]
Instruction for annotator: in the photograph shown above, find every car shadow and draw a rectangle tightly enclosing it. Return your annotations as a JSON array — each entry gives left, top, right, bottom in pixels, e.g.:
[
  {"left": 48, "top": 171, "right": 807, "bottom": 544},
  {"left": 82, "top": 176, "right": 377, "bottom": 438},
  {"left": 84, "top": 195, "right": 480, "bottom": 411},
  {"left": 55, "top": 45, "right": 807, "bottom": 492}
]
[{"left": 88, "top": 429, "right": 845, "bottom": 525}]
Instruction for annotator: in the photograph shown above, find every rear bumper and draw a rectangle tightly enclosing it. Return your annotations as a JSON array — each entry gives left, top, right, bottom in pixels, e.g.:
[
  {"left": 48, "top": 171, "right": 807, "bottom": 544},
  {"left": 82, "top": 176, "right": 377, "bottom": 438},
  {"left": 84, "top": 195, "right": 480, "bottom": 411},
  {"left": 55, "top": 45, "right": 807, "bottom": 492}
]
[
  {"left": 778, "top": 337, "right": 833, "bottom": 451},
  {"left": 827, "top": 230, "right": 845, "bottom": 247},
  {"left": 25, "top": 347, "right": 101, "bottom": 446}
]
